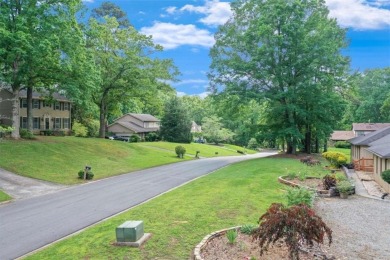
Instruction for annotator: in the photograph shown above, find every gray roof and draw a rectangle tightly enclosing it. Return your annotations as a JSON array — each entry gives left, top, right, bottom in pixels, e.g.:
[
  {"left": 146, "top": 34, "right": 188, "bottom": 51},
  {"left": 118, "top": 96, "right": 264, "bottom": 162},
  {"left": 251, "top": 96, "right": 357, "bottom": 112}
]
[
  {"left": 330, "top": 131, "right": 354, "bottom": 141},
  {"left": 129, "top": 113, "right": 159, "bottom": 122},
  {"left": 114, "top": 121, "right": 159, "bottom": 133},
  {"left": 353, "top": 123, "right": 390, "bottom": 131},
  {"left": 349, "top": 126, "right": 390, "bottom": 145},
  {"left": 366, "top": 144, "right": 390, "bottom": 158},
  {"left": 19, "top": 90, "right": 70, "bottom": 102}
]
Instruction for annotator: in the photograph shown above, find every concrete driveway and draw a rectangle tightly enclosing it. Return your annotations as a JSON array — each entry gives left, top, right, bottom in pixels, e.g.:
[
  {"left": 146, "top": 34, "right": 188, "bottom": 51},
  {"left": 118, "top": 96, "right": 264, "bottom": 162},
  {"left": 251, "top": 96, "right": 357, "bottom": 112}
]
[
  {"left": 0, "top": 152, "right": 276, "bottom": 260},
  {"left": 0, "top": 168, "right": 67, "bottom": 200}
]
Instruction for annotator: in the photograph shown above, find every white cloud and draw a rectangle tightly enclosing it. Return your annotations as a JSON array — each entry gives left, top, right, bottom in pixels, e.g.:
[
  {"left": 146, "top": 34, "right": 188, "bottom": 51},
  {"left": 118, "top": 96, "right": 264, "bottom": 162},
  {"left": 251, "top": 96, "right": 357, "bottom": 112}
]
[
  {"left": 176, "top": 91, "right": 210, "bottom": 99},
  {"left": 174, "top": 79, "right": 209, "bottom": 86},
  {"left": 140, "top": 22, "right": 215, "bottom": 49},
  {"left": 138, "top": 11, "right": 146, "bottom": 15},
  {"left": 326, "top": 0, "right": 390, "bottom": 30},
  {"left": 176, "top": 91, "right": 187, "bottom": 97},
  {"left": 163, "top": 0, "right": 232, "bottom": 27},
  {"left": 82, "top": 0, "right": 94, "bottom": 2}
]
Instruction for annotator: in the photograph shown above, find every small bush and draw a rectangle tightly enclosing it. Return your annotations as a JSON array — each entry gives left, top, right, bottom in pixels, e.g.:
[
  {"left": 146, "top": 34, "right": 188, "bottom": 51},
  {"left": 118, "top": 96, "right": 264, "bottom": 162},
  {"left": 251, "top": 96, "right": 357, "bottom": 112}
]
[
  {"left": 175, "top": 145, "right": 186, "bottom": 158},
  {"left": 20, "top": 129, "right": 35, "bottom": 139},
  {"left": 335, "top": 172, "right": 347, "bottom": 182},
  {"left": 240, "top": 224, "right": 257, "bottom": 235},
  {"left": 130, "top": 135, "right": 141, "bottom": 143},
  {"left": 226, "top": 229, "right": 238, "bottom": 244},
  {"left": 334, "top": 141, "right": 351, "bottom": 149},
  {"left": 322, "top": 151, "right": 348, "bottom": 168},
  {"left": 286, "top": 172, "right": 297, "bottom": 180},
  {"left": 286, "top": 187, "right": 316, "bottom": 207},
  {"left": 247, "top": 138, "right": 258, "bottom": 150},
  {"left": 145, "top": 132, "right": 159, "bottom": 142},
  {"left": 77, "top": 170, "right": 94, "bottom": 180},
  {"left": 323, "top": 174, "right": 337, "bottom": 190},
  {"left": 252, "top": 203, "right": 332, "bottom": 259},
  {"left": 336, "top": 180, "right": 353, "bottom": 194},
  {"left": 72, "top": 121, "right": 88, "bottom": 137},
  {"left": 84, "top": 119, "right": 100, "bottom": 137},
  {"left": 382, "top": 170, "right": 390, "bottom": 184}
]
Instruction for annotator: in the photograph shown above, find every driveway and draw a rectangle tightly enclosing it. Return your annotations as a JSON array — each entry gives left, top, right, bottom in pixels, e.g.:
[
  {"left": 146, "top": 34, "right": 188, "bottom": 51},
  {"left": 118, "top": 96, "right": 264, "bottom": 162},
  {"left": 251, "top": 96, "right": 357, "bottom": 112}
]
[
  {"left": 0, "top": 152, "right": 276, "bottom": 260},
  {"left": 0, "top": 168, "right": 67, "bottom": 200}
]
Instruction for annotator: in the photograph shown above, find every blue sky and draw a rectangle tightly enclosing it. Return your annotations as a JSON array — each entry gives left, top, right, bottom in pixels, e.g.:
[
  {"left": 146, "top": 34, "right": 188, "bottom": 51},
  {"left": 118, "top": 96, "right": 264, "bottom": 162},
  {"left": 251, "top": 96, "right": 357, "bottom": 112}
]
[{"left": 82, "top": 0, "right": 390, "bottom": 97}]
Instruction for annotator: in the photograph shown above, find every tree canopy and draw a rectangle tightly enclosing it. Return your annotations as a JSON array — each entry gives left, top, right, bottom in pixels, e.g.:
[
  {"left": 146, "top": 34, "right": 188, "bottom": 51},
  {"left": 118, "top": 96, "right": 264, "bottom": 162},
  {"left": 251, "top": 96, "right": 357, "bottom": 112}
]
[{"left": 209, "top": 0, "right": 350, "bottom": 153}]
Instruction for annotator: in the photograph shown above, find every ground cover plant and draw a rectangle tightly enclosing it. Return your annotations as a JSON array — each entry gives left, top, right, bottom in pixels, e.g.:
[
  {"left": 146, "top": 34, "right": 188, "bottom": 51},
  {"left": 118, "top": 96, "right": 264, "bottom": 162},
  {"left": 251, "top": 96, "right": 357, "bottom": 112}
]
[
  {"left": 25, "top": 157, "right": 303, "bottom": 260},
  {"left": 0, "top": 190, "right": 12, "bottom": 202},
  {"left": 327, "top": 147, "right": 350, "bottom": 163}
]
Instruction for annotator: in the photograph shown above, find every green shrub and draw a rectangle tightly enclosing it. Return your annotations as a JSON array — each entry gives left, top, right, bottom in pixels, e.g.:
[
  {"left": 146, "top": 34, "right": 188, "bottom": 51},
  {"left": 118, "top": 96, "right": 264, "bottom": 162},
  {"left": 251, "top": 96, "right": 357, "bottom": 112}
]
[
  {"left": 335, "top": 172, "right": 347, "bottom": 182},
  {"left": 286, "top": 172, "right": 297, "bottom": 180},
  {"left": 240, "top": 224, "right": 257, "bottom": 235},
  {"left": 130, "top": 135, "right": 141, "bottom": 143},
  {"left": 77, "top": 170, "right": 94, "bottom": 180},
  {"left": 19, "top": 128, "right": 35, "bottom": 139},
  {"left": 226, "top": 229, "right": 238, "bottom": 244},
  {"left": 334, "top": 141, "right": 351, "bottom": 149},
  {"left": 336, "top": 180, "right": 353, "bottom": 194},
  {"left": 175, "top": 145, "right": 186, "bottom": 158},
  {"left": 285, "top": 187, "right": 316, "bottom": 207},
  {"left": 252, "top": 203, "right": 332, "bottom": 259},
  {"left": 84, "top": 119, "right": 100, "bottom": 137},
  {"left": 322, "top": 151, "right": 347, "bottom": 168},
  {"left": 247, "top": 138, "right": 258, "bottom": 150},
  {"left": 381, "top": 170, "right": 390, "bottom": 184},
  {"left": 145, "top": 132, "right": 159, "bottom": 142},
  {"left": 72, "top": 121, "right": 88, "bottom": 137}
]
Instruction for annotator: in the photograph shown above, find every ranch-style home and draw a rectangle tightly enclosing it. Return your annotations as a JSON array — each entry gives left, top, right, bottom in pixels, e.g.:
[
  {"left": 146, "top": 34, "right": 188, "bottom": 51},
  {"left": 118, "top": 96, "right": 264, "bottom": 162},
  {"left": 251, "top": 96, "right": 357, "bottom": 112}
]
[
  {"left": 107, "top": 113, "right": 160, "bottom": 139},
  {"left": 0, "top": 88, "right": 72, "bottom": 135},
  {"left": 349, "top": 126, "right": 390, "bottom": 193}
]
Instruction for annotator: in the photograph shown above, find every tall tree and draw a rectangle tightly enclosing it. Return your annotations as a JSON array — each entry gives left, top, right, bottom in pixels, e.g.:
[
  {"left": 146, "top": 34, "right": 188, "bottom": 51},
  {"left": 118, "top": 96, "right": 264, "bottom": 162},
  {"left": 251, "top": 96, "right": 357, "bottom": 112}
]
[
  {"left": 0, "top": 0, "right": 84, "bottom": 138},
  {"left": 91, "top": 1, "right": 130, "bottom": 28},
  {"left": 160, "top": 97, "right": 192, "bottom": 143},
  {"left": 85, "top": 16, "right": 177, "bottom": 138},
  {"left": 209, "top": 0, "right": 349, "bottom": 153}
]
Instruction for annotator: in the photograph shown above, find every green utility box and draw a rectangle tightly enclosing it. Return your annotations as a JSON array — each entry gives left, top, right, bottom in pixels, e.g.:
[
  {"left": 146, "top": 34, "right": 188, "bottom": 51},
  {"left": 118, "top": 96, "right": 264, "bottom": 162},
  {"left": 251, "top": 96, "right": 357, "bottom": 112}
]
[{"left": 116, "top": 221, "right": 144, "bottom": 242}]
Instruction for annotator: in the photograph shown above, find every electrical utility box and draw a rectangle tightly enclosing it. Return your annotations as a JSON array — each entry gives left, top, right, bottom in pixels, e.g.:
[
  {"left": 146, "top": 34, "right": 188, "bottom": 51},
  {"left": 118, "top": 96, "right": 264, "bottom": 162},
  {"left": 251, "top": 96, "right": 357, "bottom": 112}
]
[{"left": 116, "top": 221, "right": 144, "bottom": 242}]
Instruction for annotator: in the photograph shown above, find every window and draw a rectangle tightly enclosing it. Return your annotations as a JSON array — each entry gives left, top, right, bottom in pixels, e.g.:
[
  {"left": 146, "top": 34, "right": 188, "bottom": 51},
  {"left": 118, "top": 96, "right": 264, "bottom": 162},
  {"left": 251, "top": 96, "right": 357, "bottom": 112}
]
[
  {"left": 63, "top": 118, "right": 70, "bottom": 129},
  {"left": 20, "top": 99, "right": 27, "bottom": 108},
  {"left": 33, "top": 117, "right": 40, "bottom": 129},
  {"left": 20, "top": 117, "right": 27, "bottom": 128},
  {"left": 63, "top": 102, "right": 70, "bottom": 111},
  {"left": 54, "top": 102, "right": 60, "bottom": 110},
  {"left": 33, "top": 100, "right": 40, "bottom": 109},
  {"left": 54, "top": 118, "right": 61, "bottom": 129}
]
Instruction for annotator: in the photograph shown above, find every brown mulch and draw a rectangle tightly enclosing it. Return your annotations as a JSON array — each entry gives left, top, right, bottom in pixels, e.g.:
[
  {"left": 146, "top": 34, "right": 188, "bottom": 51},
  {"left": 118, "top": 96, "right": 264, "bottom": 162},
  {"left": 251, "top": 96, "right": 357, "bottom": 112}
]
[{"left": 201, "top": 232, "right": 334, "bottom": 260}]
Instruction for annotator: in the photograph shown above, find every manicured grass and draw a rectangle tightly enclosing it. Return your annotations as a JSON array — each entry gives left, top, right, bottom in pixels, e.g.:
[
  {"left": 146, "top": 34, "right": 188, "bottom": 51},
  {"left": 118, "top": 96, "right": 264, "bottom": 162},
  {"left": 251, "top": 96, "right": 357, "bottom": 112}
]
[
  {"left": 0, "top": 137, "right": 190, "bottom": 184},
  {"left": 137, "top": 141, "right": 255, "bottom": 157},
  {"left": 0, "top": 137, "right": 254, "bottom": 185},
  {"left": 26, "top": 157, "right": 307, "bottom": 260},
  {"left": 0, "top": 190, "right": 12, "bottom": 202}
]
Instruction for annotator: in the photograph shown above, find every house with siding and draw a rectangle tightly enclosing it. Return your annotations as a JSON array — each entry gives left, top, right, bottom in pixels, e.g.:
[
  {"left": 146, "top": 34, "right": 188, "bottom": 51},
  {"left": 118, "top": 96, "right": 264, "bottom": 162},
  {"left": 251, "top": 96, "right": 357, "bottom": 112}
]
[
  {"left": 352, "top": 123, "right": 390, "bottom": 137},
  {"left": 0, "top": 88, "right": 72, "bottom": 135},
  {"left": 349, "top": 126, "right": 390, "bottom": 193},
  {"left": 107, "top": 113, "right": 160, "bottom": 139}
]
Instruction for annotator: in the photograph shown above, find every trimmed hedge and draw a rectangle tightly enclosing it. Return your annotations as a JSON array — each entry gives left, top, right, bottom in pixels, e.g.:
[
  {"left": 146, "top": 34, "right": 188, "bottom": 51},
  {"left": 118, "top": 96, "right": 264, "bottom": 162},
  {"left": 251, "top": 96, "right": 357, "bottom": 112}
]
[
  {"left": 382, "top": 170, "right": 390, "bottom": 184},
  {"left": 334, "top": 141, "right": 351, "bottom": 149},
  {"left": 322, "top": 151, "right": 347, "bottom": 168}
]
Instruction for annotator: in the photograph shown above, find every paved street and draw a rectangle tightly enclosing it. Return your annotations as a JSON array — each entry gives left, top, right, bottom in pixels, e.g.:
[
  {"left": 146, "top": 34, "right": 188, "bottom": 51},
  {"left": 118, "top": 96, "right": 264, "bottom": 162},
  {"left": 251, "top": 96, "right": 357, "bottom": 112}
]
[{"left": 0, "top": 152, "right": 275, "bottom": 260}]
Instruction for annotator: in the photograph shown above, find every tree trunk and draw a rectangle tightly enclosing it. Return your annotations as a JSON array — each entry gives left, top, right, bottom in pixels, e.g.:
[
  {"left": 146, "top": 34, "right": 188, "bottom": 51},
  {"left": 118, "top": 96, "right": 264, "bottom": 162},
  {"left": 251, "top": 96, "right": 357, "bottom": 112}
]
[
  {"left": 315, "top": 138, "right": 319, "bottom": 153},
  {"left": 323, "top": 140, "right": 328, "bottom": 153},
  {"left": 305, "top": 130, "right": 311, "bottom": 154},
  {"left": 27, "top": 87, "right": 33, "bottom": 132},
  {"left": 11, "top": 88, "right": 20, "bottom": 139},
  {"left": 99, "top": 100, "right": 106, "bottom": 138}
]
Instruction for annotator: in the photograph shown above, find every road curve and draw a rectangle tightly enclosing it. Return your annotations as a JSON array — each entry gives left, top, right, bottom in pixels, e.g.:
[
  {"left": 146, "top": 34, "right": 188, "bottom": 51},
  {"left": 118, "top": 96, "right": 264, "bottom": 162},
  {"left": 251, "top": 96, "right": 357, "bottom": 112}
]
[{"left": 0, "top": 152, "right": 276, "bottom": 260}]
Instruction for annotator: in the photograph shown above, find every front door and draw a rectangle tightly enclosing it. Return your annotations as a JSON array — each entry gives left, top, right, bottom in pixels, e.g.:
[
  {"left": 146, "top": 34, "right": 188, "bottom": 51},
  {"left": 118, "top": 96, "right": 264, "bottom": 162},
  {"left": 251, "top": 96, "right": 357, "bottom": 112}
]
[{"left": 45, "top": 118, "right": 50, "bottom": 130}]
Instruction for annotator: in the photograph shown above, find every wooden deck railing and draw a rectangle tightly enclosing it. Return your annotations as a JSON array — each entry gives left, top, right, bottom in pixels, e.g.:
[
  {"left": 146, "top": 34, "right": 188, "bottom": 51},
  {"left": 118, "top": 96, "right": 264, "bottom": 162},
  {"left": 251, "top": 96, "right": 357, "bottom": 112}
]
[{"left": 353, "top": 158, "right": 374, "bottom": 172}]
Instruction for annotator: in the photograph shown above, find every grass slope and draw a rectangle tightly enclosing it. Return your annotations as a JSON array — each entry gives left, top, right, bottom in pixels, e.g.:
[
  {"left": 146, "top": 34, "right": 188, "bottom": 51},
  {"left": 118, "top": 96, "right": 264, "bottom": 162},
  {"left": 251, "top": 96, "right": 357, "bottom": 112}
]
[
  {"left": 138, "top": 141, "right": 255, "bottom": 157},
  {"left": 26, "top": 157, "right": 306, "bottom": 260},
  {"left": 0, "top": 137, "right": 251, "bottom": 184},
  {"left": 0, "top": 190, "right": 12, "bottom": 202}
]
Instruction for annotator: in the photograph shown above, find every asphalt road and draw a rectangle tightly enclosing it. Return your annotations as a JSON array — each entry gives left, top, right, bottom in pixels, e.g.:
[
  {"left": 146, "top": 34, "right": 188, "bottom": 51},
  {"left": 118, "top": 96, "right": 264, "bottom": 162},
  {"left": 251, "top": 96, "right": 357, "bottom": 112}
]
[{"left": 0, "top": 152, "right": 276, "bottom": 260}]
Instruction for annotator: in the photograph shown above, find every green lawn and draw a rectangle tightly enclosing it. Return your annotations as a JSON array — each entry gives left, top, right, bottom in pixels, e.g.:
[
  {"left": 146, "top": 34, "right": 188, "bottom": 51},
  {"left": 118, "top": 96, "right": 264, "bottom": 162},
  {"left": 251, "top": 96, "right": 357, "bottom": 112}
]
[
  {"left": 137, "top": 141, "right": 255, "bottom": 157},
  {"left": 26, "top": 157, "right": 311, "bottom": 260},
  {"left": 0, "top": 137, "right": 252, "bottom": 184},
  {"left": 0, "top": 190, "right": 12, "bottom": 202}
]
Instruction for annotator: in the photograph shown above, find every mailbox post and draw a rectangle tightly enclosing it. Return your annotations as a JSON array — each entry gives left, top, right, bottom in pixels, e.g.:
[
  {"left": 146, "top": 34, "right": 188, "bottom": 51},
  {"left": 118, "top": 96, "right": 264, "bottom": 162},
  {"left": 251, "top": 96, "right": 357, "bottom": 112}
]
[{"left": 84, "top": 166, "right": 91, "bottom": 180}]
